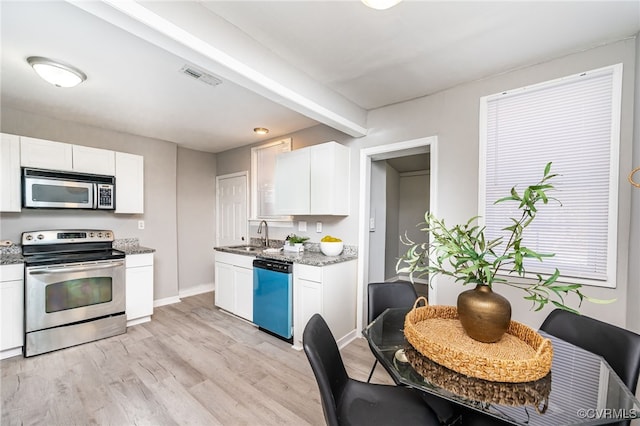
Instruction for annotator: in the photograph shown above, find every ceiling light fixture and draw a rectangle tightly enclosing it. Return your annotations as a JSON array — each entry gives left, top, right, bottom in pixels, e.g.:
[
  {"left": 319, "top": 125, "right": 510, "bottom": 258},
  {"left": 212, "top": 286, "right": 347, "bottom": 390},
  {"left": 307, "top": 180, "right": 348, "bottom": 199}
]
[
  {"left": 253, "top": 127, "right": 269, "bottom": 135},
  {"left": 361, "top": 0, "right": 402, "bottom": 10},
  {"left": 27, "top": 56, "right": 87, "bottom": 88}
]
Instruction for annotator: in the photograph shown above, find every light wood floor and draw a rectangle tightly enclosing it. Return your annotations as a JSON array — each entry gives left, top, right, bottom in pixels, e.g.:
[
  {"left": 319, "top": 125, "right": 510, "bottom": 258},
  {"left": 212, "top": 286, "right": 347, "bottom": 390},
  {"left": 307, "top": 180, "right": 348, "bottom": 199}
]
[{"left": 1, "top": 292, "right": 392, "bottom": 425}]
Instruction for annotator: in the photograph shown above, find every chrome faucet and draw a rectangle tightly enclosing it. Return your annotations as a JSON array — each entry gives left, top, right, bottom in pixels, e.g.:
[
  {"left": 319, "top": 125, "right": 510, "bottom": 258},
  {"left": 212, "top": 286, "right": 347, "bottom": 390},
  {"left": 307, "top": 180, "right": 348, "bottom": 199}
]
[{"left": 257, "top": 220, "right": 269, "bottom": 248}]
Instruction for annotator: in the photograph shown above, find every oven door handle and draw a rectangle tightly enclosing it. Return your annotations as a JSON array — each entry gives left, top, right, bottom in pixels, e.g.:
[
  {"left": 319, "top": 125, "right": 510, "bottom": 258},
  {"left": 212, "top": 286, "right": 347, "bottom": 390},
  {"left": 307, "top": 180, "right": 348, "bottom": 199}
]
[{"left": 29, "top": 261, "right": 125, "bottom": 275}]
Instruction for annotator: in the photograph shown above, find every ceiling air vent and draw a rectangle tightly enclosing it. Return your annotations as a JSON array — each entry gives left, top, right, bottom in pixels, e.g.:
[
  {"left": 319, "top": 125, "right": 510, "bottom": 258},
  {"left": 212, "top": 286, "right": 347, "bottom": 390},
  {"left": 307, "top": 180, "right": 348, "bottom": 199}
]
[{"left": 179, "top": 65, "right": 222, "bottom": 87}]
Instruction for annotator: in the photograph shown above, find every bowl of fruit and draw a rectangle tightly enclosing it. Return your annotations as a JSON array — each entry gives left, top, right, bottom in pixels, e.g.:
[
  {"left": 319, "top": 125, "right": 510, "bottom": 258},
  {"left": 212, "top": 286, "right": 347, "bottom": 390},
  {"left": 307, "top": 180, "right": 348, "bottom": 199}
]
[{"left": 320, "top": 235, "right": 344, "bottom": 256}]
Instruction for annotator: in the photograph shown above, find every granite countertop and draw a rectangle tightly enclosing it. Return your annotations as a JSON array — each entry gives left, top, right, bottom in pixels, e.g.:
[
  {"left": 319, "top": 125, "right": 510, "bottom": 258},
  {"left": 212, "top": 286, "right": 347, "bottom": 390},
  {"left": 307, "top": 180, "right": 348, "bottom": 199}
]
[
  {"left": 113, "top": 238, "right": 156, "bottom": 255},
  {"left": 214, "top": 239, "right": 357, "bottom": 267},
  {"left": 0, "top": 244, "right": 22, "bottom": 265},
  {"left": 0, "top": 238, "right": 155, "bottom": 266}
]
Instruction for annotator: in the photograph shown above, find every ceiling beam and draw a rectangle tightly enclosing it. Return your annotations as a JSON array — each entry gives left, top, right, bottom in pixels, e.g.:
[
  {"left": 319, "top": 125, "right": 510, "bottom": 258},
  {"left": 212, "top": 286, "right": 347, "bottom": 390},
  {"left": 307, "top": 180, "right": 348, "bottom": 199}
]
[{"left": 67, "top": 0, "right": 368, "bottom": 137}]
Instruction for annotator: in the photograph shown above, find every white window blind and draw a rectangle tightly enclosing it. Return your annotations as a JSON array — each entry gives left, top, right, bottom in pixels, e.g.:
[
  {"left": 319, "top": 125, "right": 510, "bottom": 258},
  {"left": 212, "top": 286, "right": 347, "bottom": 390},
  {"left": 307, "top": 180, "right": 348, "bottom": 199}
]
[{"left": 479, "top": 64, "right": 622, "bottom": 287}]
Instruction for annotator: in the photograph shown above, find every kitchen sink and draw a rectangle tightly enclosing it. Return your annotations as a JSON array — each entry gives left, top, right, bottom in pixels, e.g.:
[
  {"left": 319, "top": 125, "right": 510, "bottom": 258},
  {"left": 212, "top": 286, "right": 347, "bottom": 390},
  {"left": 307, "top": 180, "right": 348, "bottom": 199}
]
[{"left": 228, "top": 245, "right": 263, "bottom": 252}]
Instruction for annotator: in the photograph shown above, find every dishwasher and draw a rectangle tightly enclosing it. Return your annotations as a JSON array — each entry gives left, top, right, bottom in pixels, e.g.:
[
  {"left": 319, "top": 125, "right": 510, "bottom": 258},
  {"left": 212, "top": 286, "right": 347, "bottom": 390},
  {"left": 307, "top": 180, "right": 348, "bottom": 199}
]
[{"left": 253, "top": 258, "right": 293, "bottom": 342}]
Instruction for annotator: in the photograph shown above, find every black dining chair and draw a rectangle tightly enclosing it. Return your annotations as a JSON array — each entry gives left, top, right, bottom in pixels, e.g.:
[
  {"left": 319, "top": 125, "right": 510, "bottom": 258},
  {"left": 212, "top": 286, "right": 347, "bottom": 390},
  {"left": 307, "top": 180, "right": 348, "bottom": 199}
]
[
  {"left": 367, "top": 281, "right": 419, "bottom": 382},
  {"left": 540, "top": 308, "right": 640, "bottom": 394},
  {"left": 539, "top": 309, "right": 640, "bottom": 426},
  {"left": 303, "top": 313, "right": 440, "bottom": 426},
  {"left": 367, "top": 281, "right": 460, "bottom": 425}
]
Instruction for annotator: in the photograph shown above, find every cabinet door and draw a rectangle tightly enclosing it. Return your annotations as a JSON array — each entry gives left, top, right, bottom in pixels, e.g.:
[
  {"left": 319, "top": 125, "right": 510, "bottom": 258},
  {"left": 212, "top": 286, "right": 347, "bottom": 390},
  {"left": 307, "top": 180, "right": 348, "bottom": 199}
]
[
  {"left": 214, "top": 261, "right": 235, "bottom": 313},
  {"left": 274, "top": 148, "right": 310, "bottom": 215},
  {"left": 72, "top": 145, "right": 115, "bottom": 175},
  {"left": 234, "top": 266, "right": 253, "bottom": 321},
  {"left": 0, "top": 269, "right": 24, "bottom": 353},
  {"left": 310, "top": 142, "right": 350, "bottom": 215},
  {"left": 125, "top": 265, "right": 154, "bottom": 322},
  {"left": 115, "top": 152, "right": 144, "bottom": 214},
  {"left": 20, "top": 136, "right": 73, "bottom": 171},
  {"left": 296, "top": 278, "right": 323, "bottom": 345},
  {"left": 0, "top": 134, "right": 21, "bottom": 212}
]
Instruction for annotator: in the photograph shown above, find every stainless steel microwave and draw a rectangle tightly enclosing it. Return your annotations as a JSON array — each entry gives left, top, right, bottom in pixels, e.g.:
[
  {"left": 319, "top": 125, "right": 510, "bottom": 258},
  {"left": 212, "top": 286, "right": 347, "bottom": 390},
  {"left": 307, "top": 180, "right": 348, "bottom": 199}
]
[{"left": 22, "top": 168, "right": 115, "bottom": 210}]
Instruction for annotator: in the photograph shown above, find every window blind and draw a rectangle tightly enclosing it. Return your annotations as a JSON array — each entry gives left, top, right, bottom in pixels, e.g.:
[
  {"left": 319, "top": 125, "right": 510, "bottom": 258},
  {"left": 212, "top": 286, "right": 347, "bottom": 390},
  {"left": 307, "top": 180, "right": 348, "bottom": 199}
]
[{"left": 480, "top": 65, "right": 621, "bottom": 287}]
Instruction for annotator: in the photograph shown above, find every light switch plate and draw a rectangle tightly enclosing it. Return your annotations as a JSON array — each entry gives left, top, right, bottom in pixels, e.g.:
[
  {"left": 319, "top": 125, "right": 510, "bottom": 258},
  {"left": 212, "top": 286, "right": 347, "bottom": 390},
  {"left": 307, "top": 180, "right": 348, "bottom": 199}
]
[
  {"left": 316, "top": 222, "right": 322, "bottom": 233},
  {"left": 138, "top": 220, "right": 145, "bottom": 230},
  {"left": 298, "top": 221, "right": 307, "bottom": 231}
]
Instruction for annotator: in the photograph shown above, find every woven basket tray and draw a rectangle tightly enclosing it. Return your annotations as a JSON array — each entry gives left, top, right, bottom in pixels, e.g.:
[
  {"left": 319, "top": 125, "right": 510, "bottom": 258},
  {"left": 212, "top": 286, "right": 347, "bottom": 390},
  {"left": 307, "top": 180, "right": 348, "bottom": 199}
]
[
  {"left": 404, "top": 345, "right": 551, "bottom": 412},
  {"left": 404, "top": 297, "right": 553, "bottom": 383}
]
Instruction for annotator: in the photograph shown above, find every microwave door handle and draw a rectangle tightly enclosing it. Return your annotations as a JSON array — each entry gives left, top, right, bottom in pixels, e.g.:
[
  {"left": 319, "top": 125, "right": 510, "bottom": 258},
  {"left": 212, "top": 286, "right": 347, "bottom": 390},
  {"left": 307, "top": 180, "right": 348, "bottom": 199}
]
[
  {"left": 29, "top": 261, "right": 125, "bottom": 275},
  {"left": 93, "top": 183, "right": 97, "bottom": 209}
]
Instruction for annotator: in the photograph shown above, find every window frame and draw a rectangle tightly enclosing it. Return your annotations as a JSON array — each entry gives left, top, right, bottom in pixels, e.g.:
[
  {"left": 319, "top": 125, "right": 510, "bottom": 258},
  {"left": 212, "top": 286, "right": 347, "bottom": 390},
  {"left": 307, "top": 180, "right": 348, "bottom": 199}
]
[{"left": 478, "top": 63, "right": 623, "bottom": 288}]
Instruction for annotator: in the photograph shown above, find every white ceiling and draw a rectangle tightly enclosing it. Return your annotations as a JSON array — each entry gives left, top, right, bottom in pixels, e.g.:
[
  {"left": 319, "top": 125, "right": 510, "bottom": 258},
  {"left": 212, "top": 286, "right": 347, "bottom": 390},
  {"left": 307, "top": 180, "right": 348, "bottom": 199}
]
[{"left": 2, "top": 1, "right": 639, "bottom": 153}]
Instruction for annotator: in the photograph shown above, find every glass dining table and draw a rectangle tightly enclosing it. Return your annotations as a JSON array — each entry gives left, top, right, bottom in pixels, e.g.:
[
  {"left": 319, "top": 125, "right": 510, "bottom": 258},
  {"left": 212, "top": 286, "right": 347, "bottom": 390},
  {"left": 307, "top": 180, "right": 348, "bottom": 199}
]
[{"left": 362, "top": 307, "right": 640, "bottom": 425}]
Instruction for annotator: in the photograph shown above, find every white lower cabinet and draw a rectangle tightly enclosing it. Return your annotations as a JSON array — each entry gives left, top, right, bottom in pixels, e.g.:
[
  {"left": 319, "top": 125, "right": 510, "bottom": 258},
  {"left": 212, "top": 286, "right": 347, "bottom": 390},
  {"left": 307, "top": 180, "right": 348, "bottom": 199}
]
[
  {"left": 125, "top": 253, "right": 154, "bottom": 326},
  {"left": 0, "top": 264, "right": 24, "bottom": 359},
  {"left": 293, "top": 260, "right": 357, "bottom": 350},
  {"left": 214, "top": 251, "right": 254, "bottom": 322}
]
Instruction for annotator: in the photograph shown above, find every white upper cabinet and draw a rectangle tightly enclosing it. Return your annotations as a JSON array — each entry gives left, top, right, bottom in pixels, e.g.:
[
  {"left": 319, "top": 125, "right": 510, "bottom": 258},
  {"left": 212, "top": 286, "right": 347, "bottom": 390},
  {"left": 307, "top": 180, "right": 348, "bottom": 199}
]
[
  {"left": 20, "top": 136, "right": 73, "bottom": 171},
  {"left": 274, "top": 141, "right": 350, "bottom": 216},
  {"left": 115, "top": 151, "right": 144, "bottom": 214},
  {"left": 0, "top": 133, "right": 21, "bottom": 212},
  {"left": 72, "top": 145, "right": 115, "bottom": 175},
  {"left": 274, "top": 147, "right": 311, "bottom": 215}
]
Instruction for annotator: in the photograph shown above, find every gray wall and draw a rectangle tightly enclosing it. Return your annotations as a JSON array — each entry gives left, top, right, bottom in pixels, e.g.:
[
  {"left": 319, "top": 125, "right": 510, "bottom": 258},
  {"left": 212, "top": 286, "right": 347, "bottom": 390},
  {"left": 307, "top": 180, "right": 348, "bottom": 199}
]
[
  {"left": 367, "top": 160, "right": 387, "bottom": 283},
  {"left": 397, "top": 172, "right": 430, "bottom": 262},
  {"left": 176, "top": 147, "right": 216, "bottom": 295},
  {"left": 0, "top": 107, "right": 216, "bottom": 302},
  {"left": 361, "top": 38, "right": 638, "bottom": 330},
  {"left": 384, "top": 164, "right": 400, "bottom": 280},
  {"left": 215, "top": 37, "right": 638, "bottom": 331}
]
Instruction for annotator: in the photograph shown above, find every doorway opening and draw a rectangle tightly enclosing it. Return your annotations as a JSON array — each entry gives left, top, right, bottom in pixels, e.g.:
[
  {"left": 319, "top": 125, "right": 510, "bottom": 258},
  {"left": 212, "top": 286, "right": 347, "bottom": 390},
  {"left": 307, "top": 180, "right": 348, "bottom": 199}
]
[{"left": 356, "top": 136, "right": 437, "bottom": 332}]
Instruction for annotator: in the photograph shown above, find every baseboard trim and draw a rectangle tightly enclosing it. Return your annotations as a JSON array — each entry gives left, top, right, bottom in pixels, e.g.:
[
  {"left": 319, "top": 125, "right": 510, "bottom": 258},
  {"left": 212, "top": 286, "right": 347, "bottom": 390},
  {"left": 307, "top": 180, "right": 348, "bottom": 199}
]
[
  {"left": 127, "top": 316, "right": 151, "bottom": 327},
  {"left": 336, "top": 329, "right": 358, "bottom": 350},
  {"left": 0, "top": 347, "right": 22, "bottom": 360},
  {"left": 153, "top": 296, "right": 181, "bottom": 308},
  {"left": 179, "top": 283, "right": 214, "bottom": 299}
]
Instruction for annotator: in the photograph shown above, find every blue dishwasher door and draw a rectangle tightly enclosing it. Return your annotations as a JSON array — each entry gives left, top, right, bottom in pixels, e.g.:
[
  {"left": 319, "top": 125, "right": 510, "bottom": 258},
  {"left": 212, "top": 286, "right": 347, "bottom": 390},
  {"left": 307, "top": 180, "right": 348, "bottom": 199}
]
[{"left": 253, "top": 259, "right": 293, "bottom": 341}]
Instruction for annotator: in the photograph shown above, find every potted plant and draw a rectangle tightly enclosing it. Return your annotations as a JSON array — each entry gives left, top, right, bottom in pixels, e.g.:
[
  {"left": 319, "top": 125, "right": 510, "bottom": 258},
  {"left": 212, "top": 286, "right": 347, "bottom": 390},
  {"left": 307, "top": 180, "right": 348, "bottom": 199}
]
[
  {"left": 284, "top": 234, "right": 309, "bottom": 252},
  {"left": 397, "top": 163, "right": 610, "bottom": 343}
]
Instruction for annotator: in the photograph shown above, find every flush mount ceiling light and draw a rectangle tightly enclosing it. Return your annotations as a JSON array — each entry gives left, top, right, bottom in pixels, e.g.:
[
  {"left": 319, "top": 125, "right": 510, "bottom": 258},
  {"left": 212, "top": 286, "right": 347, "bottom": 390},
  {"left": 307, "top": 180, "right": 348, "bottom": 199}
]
[
  {"left": 361, "top": 0, "right": 402, "bottom": 10},
  {"left": 253, "top": 127, "right": 269, "bottom": 135},
  {"left": 27, "top": 56, "right": 87, "bottom": 88}
]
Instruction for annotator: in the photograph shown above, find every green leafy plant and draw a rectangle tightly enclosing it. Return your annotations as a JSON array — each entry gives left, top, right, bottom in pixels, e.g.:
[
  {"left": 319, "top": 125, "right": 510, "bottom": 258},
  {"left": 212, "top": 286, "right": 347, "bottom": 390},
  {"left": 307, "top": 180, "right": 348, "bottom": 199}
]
[
  {"left": 397, "top": 162, "right": 610, "bottom": 313},
  {"left": 287, "top": 234, "right": 309, "bottom": 244}
]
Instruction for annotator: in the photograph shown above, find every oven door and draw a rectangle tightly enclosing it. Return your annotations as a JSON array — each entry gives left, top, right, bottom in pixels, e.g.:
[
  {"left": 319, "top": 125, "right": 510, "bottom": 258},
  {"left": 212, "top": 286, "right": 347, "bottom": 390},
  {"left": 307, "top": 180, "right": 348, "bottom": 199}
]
[
  {"left": 25, "top": 259, "right": 125, "bottom": 332},
  {"left": 23, "top": 176, "right": 95, "bottom": 209}
]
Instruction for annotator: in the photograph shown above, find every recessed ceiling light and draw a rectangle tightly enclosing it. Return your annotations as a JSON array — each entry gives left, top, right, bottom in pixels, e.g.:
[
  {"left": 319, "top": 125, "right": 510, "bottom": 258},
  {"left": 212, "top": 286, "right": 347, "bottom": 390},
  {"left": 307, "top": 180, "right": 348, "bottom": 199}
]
[
  {"left": 254, "top": 127, "right": 269, "bottom": 135},
  {"left": 361, "top": 0, "right": 402, "bottom": 10},
  {"left": 27, "top": 56, "right": 86, "bottom": 88}
]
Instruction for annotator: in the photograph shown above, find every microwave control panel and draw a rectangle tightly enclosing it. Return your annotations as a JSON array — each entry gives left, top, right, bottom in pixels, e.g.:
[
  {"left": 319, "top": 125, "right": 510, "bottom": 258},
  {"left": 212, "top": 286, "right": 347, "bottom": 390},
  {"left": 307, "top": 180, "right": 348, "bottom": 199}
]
[{"left": 97, "top": 184, "right": 115, "bottom": 209}]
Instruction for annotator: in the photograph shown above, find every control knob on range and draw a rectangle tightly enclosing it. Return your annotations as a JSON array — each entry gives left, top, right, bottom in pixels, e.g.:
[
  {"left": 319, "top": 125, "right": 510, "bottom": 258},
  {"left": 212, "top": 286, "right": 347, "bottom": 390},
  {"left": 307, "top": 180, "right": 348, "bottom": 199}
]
[
  {"left": 25, "top": 234, "right": 33, "bottom": 241},
  {"left": 37, "top": 234, "right": 44, "bottom": 240}
]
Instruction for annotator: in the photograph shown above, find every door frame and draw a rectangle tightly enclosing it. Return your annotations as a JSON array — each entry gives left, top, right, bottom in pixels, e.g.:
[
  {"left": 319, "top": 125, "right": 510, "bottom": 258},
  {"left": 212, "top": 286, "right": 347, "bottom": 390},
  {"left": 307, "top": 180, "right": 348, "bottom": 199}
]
[
  {"left": 356, "top": 136, "right": 438, "bottom": 333},
  {"left": 215, "top": 171, "right": 249, "bottom": 247}
]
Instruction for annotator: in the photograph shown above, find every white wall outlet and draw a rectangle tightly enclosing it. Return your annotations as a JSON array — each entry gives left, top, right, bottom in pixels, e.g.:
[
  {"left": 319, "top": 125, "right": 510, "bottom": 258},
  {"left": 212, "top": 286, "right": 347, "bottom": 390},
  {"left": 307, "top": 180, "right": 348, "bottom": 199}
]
[
  {"left": 316, "top": 222, "right": 322, "bottom": 233},
  {"left": 298, "top": 221, "right": 307, "bottom": 232},
  {"left": 138, "top": 220, "right": 145, "bottom": 230}
]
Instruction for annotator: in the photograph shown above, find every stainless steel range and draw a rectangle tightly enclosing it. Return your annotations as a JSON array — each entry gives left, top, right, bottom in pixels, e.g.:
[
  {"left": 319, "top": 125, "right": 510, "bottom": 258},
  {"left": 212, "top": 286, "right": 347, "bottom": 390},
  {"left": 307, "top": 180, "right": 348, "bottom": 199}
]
[{"left": 21, "top": 230, "right": 126, "bottom": 357}]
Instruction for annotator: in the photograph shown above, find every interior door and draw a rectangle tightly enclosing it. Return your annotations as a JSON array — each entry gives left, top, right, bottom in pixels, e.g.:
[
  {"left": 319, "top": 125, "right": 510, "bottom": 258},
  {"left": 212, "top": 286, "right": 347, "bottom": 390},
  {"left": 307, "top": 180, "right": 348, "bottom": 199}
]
[{"left": 216, "top": 172, "right": 248, "bottom": 246}]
